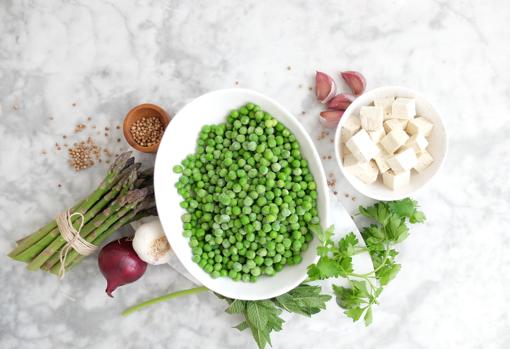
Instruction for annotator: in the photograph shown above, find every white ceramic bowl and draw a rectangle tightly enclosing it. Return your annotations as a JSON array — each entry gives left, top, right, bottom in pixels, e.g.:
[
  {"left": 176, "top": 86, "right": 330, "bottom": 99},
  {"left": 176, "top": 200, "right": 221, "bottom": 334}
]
[
  {"left": 155, "top": 88, "right": 330, "bottom": 300},
  {"left": 334, "top": 86, "right": 448, "bottom": 201}
]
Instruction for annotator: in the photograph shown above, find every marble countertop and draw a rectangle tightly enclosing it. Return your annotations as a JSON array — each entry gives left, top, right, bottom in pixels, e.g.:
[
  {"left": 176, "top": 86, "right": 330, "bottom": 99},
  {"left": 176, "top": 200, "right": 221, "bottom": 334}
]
[{"left": 1, "top": 1, "right": 509, "bottom": 348}]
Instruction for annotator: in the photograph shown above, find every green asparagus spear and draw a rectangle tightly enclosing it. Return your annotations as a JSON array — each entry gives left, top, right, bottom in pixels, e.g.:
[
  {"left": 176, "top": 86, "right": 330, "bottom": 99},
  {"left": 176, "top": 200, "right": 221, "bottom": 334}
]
[
  {"left": 27, "top": 187, "right": 148, "bottom": 271},
  {"left": 8, "top": 152, "right": 134, "bottom": 259}
]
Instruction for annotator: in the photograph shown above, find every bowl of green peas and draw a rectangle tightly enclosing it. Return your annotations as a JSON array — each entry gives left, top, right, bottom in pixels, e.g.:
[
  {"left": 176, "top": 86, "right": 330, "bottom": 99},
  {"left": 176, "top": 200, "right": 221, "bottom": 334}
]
[{"left": 154, "top": 88, "right": 330, "bottom": 300}]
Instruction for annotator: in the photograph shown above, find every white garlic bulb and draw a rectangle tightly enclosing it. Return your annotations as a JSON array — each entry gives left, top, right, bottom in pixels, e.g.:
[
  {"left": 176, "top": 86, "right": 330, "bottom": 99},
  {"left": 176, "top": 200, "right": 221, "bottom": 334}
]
[{"left": 132, "top": 219, "right": 171, "bottom": 265}]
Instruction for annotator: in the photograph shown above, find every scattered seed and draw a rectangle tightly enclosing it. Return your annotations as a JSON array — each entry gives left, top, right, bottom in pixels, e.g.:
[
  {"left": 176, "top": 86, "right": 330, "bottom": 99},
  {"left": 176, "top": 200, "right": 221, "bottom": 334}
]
[
  {"left": 287, "top": 66, "right": 291, "bottom": 70},
  {"left": 308, "top": 87, "right": 313, "bottom": 91},
  {"left": 117, "top": 138, "right": 121, "bottom": 142},
  {"left": 298, "top": 84, "right": 303, "bottom": 88},
  {"left": 49, "top": 117, "right": 54, "bottom": 121},
  {"left": 116, "top": 125, "right": 120, "bottom": 130},
  {"left": 301, "top": 111, "right": 306, "bottom": 115},
  {"left": 351, "top": 196, "right": 356, "bottom": 201},
  {"left": 12, "top": 105, "right": 18, "bottom": 110},
  {"left": 74, "top": 123, "right": 86, "bottom": 133},
  {"left": 345, "top": 193, "right": 349, "bottom": 198},
  {"left": 68, "top": 137, "right": 101, "bottom": 171},
  {"left": 105, "top": 127, "right": 110, "bottom": 131},
  {"left": 87, "top": 116, "right": 92, "bottom": 121},
  {"left": 41, "top": 150, "right": 47, "bottom": 155},
  {"left": 58, "top": 184, "right": 62, "bottom": 188},
  {"left": 105, "top": 132, "right": 109, "bottom": 137},
  {"left": 235, "top": 81, "right": 239, "bottom": 85},
  {"left": 63, "top": 135, "right": 67, "bottom": 139},
  {"left": 72, "top": 102, "right": 76, "bottom": 107}
]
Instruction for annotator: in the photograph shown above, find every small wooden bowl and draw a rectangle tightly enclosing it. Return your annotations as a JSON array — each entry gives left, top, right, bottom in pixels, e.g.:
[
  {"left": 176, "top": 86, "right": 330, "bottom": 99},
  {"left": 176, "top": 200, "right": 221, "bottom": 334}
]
[{"left": 123, "top": 103, "right": 170, "bottom": 153}]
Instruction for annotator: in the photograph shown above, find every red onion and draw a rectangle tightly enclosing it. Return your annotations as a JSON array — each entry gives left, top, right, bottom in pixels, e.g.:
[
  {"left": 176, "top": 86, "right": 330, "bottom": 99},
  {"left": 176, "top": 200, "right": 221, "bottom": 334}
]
[
  {"left": 340, "top": 71, "right": 366, "bottom": 96},
  {"left": 98, "top": 237, "right": 147, "bottom": 297},
  {"left": 315, "top": 71, "right": 336, "bottom": 103}
]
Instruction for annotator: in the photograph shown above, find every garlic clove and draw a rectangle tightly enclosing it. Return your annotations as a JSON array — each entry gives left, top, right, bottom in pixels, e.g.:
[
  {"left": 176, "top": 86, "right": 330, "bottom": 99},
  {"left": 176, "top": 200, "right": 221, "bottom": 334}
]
[
  {"left": 327, "top": 93, "right": 356, "bottom": 110},
  {"left": 319, "top": 110, "right": 344, "bottom": 129},
  {"left": 132, "top": 219, "right": 172, "bottom": 265},
  {"left": 315, "top": 71, "right": 337, "bottom": 104},
  {"left": 340, "top": 71, "right": 366, "bottom": 96}
]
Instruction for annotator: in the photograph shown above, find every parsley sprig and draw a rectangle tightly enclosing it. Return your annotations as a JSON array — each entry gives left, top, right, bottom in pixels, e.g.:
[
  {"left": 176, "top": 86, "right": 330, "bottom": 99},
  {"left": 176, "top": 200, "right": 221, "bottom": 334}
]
[{"left": 307, "top": 198, "right": 426, "bottom": 325}]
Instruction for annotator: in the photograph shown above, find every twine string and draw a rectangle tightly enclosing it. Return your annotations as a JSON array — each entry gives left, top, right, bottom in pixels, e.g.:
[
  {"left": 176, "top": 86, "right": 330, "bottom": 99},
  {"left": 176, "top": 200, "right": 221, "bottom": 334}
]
[{"left": 56, "top": 210, "right": 97, "bottom": 278}]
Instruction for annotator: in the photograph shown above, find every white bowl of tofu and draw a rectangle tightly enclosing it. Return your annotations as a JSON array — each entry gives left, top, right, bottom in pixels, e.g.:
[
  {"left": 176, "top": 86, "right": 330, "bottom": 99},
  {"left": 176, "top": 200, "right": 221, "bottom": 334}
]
[{"left": 334, "top": 86, "right": 448, "bottom": 201}]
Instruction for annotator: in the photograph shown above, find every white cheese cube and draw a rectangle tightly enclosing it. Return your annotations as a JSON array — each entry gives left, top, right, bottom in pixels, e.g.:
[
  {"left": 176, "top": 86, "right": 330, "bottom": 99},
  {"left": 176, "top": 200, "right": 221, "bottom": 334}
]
[
  {"left": 380, "top": 129, "right": 409, "bottom": 154},
  {"left": 347, "top": 160, "right": 379, "bottom": 184},
  {"left": 383, "top": 170, "right": 410, "bottom": 190},
  {"left": 343, "top": 153, "right": 358, "bottom": 167},
  {"left": 391, "top": 98, "right": 416, "bottom": 120},
  {"left": 406, "top": 117, "right": 434, "bottom": 136},
  {"left": 404, "top": 134, "right": 428, "bottom": 153},
  {"left": 341, "top": 116, "right": 361, "bottom": 142},
  {"left": 360, "top": 106, "right": 384, "bottom": 131},
  {"left": 387, "top": 148, "right": 417, "bottom": 173},
  {"left": 342, "top": 145, "right": 351, "bottom": 156},
  {"left": 414, "top": 150, "right": 434, "bottom": 173},
  {"left": 368, "top": 128, "right": 386, "bottom": 143},
  {"left": 383, "top": 119, "right": 408, "bottom": 133},
  {"left": 345, "top": 129, "right": 380, "bottom": 162},
  {"left": 374, "top": 97, "right": 394, "bottom": 119},
  {"left": 373, "top": 147, "right": 391, "bottom": 173}
]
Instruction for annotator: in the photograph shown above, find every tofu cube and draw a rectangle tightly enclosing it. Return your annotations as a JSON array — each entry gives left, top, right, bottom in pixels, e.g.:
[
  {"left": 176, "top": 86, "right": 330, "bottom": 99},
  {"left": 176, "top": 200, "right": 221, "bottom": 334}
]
[
  {"left": 360, "top": 106, "right": 384, "bottom": 131},
  {"left": 387, "top": 148, "right": 417, "bottom": 173},
  {"left": 374, "top": 97, "right": 395, "bottom": 119},
  {"left": 404, "top": 134, "right": 428, "bottom": 153},
  {"left": 368, "top": 128, "right": 386, "bottom": 143},
  {"left": 383, "top": 170, "right": 410, "bottom": 190},
  {"left": 414, "top": 150, "right": 434, "bottom": 173},
  {"left": 373, "top": 146, "right": 391, "bottom": 173},
  {"left": 391, "top": 97, "right": 416, "bottom": 120},
  {"left": 406, "top": 117, "right": 434, "bottom": 136},
  {"left": 343, "top": 153, "right": 358, "bottom": 167},
  {"left": 383, "top": 119, "right": 408, "bottom": 133},
  {"left": 341, "top": 116, "right": 361, "bottom": 142},
  {"left": 346, "top": 160, "right": 379, "bottom": 184},
  {"left": 380, "top": 129, "right": 409, "bottom": 154},
  {"left": 346, "top": 129, "right": 380, "bottom": 162},
  {"left": 342, "top": 144, "right": 352, "bottom": 156}
]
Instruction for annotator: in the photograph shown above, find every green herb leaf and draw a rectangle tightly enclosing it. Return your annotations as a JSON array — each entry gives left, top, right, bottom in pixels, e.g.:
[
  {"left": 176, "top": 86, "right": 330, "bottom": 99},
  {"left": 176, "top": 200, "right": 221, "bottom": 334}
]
[
  {"left": 363, "top": 307, "right": 373, "bottom": 326},
  {"left": 274, "top": 284, "right": 331, "bottom": 317},
  {"left": 246, "top": 301, "right": 270, "bottom": 329},
  {"left": 234, "top": 321, "right": 249, "bottom": 331},
  {"left": 345, "top": 306, "right": 365, "bottom": 322},
  {"left": 226, "top": 299, "right": 246, "bottom": 314}
]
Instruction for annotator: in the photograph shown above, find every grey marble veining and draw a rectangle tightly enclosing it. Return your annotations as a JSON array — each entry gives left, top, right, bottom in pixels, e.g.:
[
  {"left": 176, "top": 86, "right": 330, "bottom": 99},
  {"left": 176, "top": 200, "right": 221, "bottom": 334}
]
[{"left": 1, "top": 1, "right": 510, "bottom": 348}]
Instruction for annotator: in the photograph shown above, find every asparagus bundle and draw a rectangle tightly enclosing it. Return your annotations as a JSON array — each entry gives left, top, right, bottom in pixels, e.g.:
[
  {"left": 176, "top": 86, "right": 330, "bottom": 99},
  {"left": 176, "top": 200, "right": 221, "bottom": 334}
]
[{"left": 8, "top": 152, "right": 156, "bottom": 276}]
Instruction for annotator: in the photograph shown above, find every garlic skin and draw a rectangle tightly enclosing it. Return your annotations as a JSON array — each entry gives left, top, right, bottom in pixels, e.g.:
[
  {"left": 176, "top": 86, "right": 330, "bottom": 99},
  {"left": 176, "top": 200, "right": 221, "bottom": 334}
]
[
  {"left": 132, "top": 219, "right": 172, "bottom": 265},
  {"left": 340, "top": 71, "right": 366, "bottom": 96},
  {"left": 327, "top": 93, "right": 356, "bottom": 110},
  {"left": 315, "top": 71, "right": 336, "bottom": 103},
  {"left": 319, "top": 110, "right": 344, "bottom": 128}
]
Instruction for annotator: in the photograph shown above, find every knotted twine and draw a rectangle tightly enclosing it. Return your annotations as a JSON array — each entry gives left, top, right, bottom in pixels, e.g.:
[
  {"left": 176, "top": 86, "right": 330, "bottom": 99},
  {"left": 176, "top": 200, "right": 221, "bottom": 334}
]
[{"left": 56, "top": 209, "right": 97, "bottom": 278}]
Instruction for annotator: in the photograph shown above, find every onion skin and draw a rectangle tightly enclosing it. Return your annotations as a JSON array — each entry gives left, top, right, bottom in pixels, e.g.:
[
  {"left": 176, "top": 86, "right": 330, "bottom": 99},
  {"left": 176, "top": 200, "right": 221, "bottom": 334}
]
[
  {"left": 98, "top": 237, "right": 147, "bottom": 297},
  {"left": 340, "top": 71, "right": 366, "bottom": 96},
  {"left": 315, "top": 71, "right": 336, "bottom": 104},
  {"left": 320, "top": 110, "right": 344, "bottom": 129},
  {"left": 327, "top": 93, "right": 356, "bottom": 110}
]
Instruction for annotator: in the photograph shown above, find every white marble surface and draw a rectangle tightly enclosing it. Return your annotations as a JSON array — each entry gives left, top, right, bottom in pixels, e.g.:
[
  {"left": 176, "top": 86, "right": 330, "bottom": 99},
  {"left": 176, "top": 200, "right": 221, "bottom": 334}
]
[{"left": 1, "top": 1, "right": 509, "bottom": 348}]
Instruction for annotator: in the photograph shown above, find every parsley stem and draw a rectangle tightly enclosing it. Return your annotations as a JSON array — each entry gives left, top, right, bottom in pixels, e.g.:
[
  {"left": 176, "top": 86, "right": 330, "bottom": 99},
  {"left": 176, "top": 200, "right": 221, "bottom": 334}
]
[{"left": 121, "top": 286, "right": 209, "bottom": 316}]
